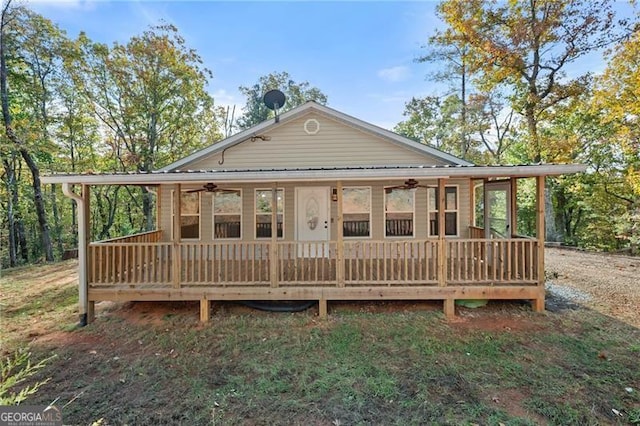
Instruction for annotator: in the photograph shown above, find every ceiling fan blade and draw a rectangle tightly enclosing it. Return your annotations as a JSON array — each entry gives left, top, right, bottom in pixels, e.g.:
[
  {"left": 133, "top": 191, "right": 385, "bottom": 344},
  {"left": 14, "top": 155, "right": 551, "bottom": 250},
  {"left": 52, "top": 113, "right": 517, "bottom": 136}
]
[
  {"left": 385, "top": 186, "right": 405, "bottom": 193},
  {"left": 186, "top": 188, "right": 205, "bottom": 193}
]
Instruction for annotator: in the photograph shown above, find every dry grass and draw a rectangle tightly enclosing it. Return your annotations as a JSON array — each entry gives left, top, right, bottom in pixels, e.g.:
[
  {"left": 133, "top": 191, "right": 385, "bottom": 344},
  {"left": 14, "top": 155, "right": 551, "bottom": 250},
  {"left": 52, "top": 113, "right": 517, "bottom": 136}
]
[{"left": 0, "top": 251, "right": 639, "bottom": 424}]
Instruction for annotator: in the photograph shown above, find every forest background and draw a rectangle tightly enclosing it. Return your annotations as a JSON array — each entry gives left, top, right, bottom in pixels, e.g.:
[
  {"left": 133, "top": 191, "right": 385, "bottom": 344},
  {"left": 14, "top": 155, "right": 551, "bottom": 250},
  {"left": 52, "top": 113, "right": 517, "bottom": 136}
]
[{"left": 1, "top": 0, "right": 639, "bottom": 268}]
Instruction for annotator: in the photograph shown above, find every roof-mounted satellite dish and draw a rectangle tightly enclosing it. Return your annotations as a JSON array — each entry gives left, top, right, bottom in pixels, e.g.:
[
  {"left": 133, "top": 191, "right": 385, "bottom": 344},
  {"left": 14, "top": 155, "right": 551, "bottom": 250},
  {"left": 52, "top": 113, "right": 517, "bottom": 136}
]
[{"left": 263, "top": 89, "right": 286, "bottom": 123}]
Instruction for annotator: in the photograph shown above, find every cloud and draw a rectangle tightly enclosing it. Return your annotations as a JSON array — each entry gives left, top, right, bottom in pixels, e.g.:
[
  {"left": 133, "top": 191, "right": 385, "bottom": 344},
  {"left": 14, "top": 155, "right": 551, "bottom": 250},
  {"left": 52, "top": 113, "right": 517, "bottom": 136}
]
[
  {"left": 377, "top": 66, "right": 410, "bottom": 83},
  {"left": 212, "top": 89, "right": 239, "bottom": 107}
]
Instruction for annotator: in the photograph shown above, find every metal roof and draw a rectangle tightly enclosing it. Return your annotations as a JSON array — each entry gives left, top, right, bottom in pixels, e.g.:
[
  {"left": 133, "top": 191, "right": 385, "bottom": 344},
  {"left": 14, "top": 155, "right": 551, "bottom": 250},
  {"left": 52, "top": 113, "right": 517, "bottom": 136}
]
[{"left": 42, "top": 163, "right": 587, "bottom": 185}]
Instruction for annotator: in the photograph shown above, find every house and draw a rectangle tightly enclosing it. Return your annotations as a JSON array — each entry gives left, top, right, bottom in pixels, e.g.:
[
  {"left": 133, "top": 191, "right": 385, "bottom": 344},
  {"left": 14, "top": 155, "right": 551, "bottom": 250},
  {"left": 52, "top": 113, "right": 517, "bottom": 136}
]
[{"left": 42, "top": 101, "right": 586, "bottom": 325}]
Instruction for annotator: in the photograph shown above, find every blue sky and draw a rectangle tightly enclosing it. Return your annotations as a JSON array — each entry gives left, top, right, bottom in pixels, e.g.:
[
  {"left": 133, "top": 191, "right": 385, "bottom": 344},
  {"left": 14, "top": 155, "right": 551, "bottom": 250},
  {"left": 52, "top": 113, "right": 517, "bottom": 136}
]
[
  {"left": 28, "top": 0, "right": 630, "bottom": 130},
  {"left": 27, "top": 0, "right": 449, "bottom": 129}
]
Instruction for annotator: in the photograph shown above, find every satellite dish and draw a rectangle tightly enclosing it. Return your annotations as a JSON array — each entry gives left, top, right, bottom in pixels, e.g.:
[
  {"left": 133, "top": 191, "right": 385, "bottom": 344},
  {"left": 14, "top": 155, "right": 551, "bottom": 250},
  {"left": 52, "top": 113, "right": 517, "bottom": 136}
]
[{"left": 263, "top": 89, "right": 286, "bottom": 123}]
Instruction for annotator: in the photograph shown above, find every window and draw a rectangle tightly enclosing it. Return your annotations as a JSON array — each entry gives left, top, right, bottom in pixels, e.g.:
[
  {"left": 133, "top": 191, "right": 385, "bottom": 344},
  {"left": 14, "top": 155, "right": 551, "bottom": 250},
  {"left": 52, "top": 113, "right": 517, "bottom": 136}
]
[
  {"left": 255, "top": 189, "right": 284, "bottom": 238},
  {"left": 213, "top": 190, "right": 242, "bottom": 239},
  {"left": 171, "top": 191, "right": 200, "bottom": 239},
  {"left": 428, "top": 186, "right": 458, "bottom": 236},
  {"left": 385, "top": 188, "right": 414, "bottom": 237},
  {"left": 343, "top": 187, "right": 371, "bottom": 237}
]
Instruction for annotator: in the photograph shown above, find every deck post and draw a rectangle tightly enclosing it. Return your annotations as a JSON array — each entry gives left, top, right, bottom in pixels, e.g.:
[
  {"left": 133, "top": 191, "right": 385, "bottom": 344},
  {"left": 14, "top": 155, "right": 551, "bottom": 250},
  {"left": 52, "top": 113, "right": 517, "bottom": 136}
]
[
  {"left": 200, "top": 298, "right": 210, "bottom": 322},
  {"left": 318, "top": 297, "right": 328, "bottom": 319},
  {"left": 510, "top": 177, "right": 518, "bottom": 237},
  {"left": 82, "top": 185, "right": 95, "bottom": 324},
  {"left": 270, "top": 185, "right": 278, "bottom": 288},
  {"left": 81, "top": 185, "right": 94, "bottom": 324},
  {"left": 62, "top": 183, "right": 94, "bottom": 326},
  {"left": 172, "top": 184, "right": 182, "bottom": 289},
  {"left": 534, "top": 176, "right": 546, "bottom": 312},
  {"left": 336, "top": 180, "right": 344, "bottom": 287},
  {"left": 443, "top": 298, "right": 456, "bottom": 320},
  {"left": 437, "top": 178, "right": 446, "bottom": 287},
  {"left": 437, "top": 178, "right": 453, "bottom": 317}
]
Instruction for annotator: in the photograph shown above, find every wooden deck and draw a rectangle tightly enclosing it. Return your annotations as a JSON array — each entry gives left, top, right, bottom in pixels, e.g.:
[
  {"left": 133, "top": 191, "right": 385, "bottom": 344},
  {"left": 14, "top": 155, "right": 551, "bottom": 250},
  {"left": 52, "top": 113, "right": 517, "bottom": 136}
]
[{"left": 87, "top": 232, "right": 540, "bottom": 306}]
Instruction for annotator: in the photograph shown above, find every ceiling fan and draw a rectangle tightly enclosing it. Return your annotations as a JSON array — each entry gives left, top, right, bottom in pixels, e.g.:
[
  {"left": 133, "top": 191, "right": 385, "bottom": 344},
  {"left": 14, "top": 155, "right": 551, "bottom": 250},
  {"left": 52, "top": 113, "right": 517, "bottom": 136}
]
[
  {"left": 186, "top": 183, "right": 238, "bottom": 194},
  {"left": 385, "top": 179, "right": 428, "bottom": 193}
]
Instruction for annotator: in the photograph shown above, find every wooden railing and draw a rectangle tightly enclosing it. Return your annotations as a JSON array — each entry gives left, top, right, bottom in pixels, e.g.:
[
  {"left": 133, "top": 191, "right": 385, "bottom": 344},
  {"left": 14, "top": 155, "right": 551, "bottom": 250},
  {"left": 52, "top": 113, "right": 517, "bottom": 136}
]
[
  {"left": 469, "top": 226, "right": 485, "bottom": 239},
  {"left": 343, "top": 220, "right": 370, "bottom": 237},
  {"left": 446, "top": 239, "right": 537, "bottom": 284},
  {"left": 180, "top": 242, "right": 271, "bottom": 286},
  {"left": 385, "top": 219, "right": 413, "bottom": 237},
  {"left": 88, "top": 237, "right": 539, "bottom": 288},
  {"left": 256, "top": 222, "right": 283, "bottom": 238},
  {"left": 214, "top": 222, "right": 241, "bottom": 239},
  {"left": 277, "top": 242, "right": 337, "bottom": 285},
  {"left": 93, "top": 230, "right": 163, "bottom": 244},
  {"left": 89, "top": 242, "right": 172, "bottom": 286},
  {"left": 89, "top": 230, "right": 168, "bottom": 286},
  {"left": 344, "top": 241, "right": 438, "bottom": 285}
]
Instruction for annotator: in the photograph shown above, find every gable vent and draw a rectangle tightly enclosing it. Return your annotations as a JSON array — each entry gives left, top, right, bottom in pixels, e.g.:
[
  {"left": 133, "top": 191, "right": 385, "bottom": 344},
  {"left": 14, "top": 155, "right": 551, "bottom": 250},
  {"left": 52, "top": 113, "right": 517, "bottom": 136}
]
[{"left": 303, "top": 118, "right": 320, "bottom": 135}]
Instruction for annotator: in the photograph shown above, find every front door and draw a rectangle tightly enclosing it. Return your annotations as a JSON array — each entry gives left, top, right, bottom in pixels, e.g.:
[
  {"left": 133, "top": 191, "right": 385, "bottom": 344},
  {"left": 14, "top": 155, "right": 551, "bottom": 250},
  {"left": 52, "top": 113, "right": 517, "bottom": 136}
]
[
  {"left": 484, "top": 181, "right": 511, "bottom": 238},
  {"left": 296, "top": 187, "right": 330, "bottom": 256}
]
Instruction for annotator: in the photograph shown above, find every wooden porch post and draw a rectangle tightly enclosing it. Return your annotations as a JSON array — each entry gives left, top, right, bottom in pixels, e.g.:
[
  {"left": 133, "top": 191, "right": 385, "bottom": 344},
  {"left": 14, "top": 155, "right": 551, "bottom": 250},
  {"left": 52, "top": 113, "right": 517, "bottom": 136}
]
[
  {"left": 172, "top": 184, "right": 181, "bottom": 289},
  {"left": 534, "top": 176, "right": 546, "bottom": 312},
  {"left": 438, "top": 179, "right": 454, "bottom": 318},
  {"left": 336, "top": 180, "right": 344, "bottom": 288},
  {"left": 156, "top": 186, "right": 162, "bottom": 231},
  {"left": 510, "top": 177, "right": 518, "bottom": 237},
  {"left": 270, "top": 185, "right": 278, "bottom": 288},
  {"left": 82, "top": 185, "right": 95, "bottom": 323},
  {"left": 469, "top": 178, "right": 475, "bottom": 231},
  {"left": 62, "top": 183, "right": 93, "bottom": 326}
]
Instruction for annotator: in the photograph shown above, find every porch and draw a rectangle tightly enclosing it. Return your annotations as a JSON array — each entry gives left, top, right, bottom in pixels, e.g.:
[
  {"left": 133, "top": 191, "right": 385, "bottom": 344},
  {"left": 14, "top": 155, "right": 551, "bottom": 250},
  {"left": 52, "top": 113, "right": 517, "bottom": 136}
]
[
  {"left": 87, "top": 228, "right": 541, "bottom": 320},
  {"left": 40, "top": 163, "right": 588, "bottom": 325}
]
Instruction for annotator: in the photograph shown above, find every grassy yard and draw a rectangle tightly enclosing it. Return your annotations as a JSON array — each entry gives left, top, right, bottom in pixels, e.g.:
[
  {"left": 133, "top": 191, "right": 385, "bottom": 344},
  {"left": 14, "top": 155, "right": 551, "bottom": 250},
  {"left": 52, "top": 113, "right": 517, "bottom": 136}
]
[{"left": 1, "top": 262, "right": 639, "bottom": 425}]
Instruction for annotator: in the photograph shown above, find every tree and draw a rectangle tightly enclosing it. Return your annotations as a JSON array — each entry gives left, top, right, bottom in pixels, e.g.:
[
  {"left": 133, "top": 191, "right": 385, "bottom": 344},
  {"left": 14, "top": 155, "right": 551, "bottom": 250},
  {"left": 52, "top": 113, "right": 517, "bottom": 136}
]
[
  {"left": 394, "top": 95, "right": 462, "bottom": 154},
  {"left": 418, "top": 18, "right": 473, "bottom": 159},
  {"left": 72, "top": 24, "right": 218, "bottom": 231},
  {"left": 467, "top": 91, "right": 518, "bottom": 164},
  {"left": 437, "top": 0, "right": 620, "bottom": 163},
  {"left": 0, "top": 2, "right": 59, "bottom": 262},
  {"left": 236, "top": 71, "right": 327, "bottom": 130},
  {"left": 591, "top": 29, "right": 640, "bottom": 253}
]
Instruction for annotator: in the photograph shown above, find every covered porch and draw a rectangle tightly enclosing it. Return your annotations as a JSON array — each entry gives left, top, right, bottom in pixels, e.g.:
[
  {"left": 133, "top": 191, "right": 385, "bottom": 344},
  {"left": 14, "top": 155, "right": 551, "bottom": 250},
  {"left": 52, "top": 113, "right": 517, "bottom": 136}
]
[{"left": 45, "top": 165, "right": 584, "bottom": 324}]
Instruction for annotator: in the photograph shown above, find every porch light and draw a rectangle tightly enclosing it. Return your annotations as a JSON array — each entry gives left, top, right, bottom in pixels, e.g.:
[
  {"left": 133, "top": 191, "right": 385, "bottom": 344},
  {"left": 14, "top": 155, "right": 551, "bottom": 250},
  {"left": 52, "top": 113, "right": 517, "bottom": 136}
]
[{"left": 332, "top": 188, "right": 338, "bottom": 202}]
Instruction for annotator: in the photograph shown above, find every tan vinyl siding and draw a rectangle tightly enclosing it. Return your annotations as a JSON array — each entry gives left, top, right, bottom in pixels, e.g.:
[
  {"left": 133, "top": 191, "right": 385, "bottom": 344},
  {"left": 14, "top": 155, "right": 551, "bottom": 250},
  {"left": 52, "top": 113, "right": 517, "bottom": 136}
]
[{"left": 186, "top": 112, "right": 448, "bottom": 170}]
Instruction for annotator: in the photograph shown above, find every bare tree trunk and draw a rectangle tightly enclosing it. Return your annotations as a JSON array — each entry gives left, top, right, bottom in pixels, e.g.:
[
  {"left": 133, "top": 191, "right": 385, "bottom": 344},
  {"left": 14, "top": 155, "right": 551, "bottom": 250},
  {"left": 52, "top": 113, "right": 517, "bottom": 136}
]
[
  {"left": 142, "top": 186, "right": 154, "bottom": 231},
  {"left": 2, "top": 159, "right": 17, "bottom": 266},
  {"left": 50, "top": 184, "right": 64, "bottom": 257},
  {"left": 15, "top": 215, "right": 27, "bottom": 262},
  {"left": 1, "top": 1, "right": 54, "bottom": 261}
]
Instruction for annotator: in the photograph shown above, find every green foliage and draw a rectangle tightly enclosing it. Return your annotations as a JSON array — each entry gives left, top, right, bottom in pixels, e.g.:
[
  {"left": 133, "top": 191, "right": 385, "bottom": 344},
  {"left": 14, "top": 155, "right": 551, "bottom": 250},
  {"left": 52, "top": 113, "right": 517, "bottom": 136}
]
[
  {"left": 236, "top": 71, "right": 327, "bottom": 130},
  {"left": 0, "top": 349, "right": 53, "bottom": 405}
]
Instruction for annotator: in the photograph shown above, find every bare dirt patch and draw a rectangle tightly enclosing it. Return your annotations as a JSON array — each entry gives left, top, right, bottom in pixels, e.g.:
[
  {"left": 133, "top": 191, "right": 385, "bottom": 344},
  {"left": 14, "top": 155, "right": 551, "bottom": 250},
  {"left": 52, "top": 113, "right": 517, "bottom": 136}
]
[{"left": 545, "top": 247, "right": 640, "bottom": 328}]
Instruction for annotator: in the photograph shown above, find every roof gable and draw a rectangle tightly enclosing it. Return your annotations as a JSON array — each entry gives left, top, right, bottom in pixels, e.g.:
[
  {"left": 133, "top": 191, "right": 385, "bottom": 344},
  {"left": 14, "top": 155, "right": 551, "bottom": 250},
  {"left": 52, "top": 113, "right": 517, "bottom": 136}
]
[{"left": 160, "top": 102, "right": 472, "bottom": 171}]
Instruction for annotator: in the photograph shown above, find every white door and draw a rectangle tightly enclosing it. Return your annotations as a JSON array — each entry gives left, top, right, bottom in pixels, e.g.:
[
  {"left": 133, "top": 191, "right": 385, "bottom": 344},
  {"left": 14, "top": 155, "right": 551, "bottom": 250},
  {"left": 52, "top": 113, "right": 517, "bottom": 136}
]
[
  {"left": 484, "top": 181, "right": 512, "bottom": 239},
  {"left": 296, "top": 187, "right": 330, "bottom": 257}
]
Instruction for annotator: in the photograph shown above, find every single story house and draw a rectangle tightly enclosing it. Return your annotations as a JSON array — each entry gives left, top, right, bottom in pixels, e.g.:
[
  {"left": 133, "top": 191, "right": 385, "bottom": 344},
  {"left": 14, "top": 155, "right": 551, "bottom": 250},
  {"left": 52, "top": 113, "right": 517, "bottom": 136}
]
[{"left": 42, "top": 101, "right": 585, "bottom": 324}]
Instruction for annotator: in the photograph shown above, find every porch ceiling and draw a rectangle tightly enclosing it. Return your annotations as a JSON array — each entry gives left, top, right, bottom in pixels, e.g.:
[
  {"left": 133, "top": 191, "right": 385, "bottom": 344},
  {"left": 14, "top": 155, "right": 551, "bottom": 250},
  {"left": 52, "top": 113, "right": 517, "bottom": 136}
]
[{"left": 41, "top": 163, "right": 587, "bottom": 186}]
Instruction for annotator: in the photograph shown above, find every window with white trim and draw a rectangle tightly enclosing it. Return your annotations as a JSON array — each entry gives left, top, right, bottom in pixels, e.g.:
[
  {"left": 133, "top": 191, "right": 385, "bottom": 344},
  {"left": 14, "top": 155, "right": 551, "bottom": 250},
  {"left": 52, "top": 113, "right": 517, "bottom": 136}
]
[
  {"left": 384, "top": 188, "right": 414, "bottom": 237},
  {"left": 171, "top": 191, "right": 200, "bottom": 239},
  {"left": 343, "top": 187, "right": 371, "bottom": 237},
  {"left": 255, "top": 189, "right": 284, "bottom": 238},
  {"left": 213, "top": 190, "right": 242, "bottom": 239},
  {"left": 428, "top": 186, "right": 458, "bottom": 236}
]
